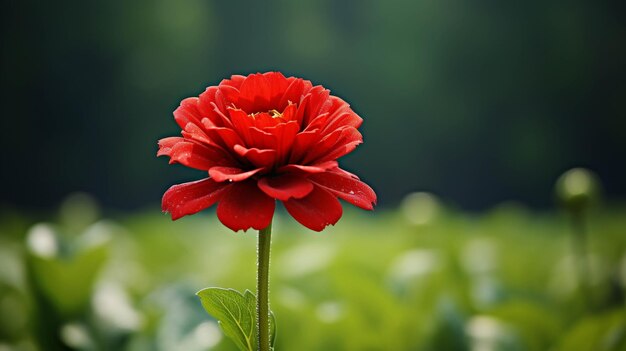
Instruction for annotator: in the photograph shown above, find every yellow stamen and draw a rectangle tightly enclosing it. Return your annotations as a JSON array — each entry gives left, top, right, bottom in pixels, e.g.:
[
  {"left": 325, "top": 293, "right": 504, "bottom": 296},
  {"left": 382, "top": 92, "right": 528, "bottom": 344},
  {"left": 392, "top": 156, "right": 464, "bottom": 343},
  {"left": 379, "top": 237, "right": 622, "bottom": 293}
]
[{"left": 268, "top": 109, "right": 282, "bottom": 118}]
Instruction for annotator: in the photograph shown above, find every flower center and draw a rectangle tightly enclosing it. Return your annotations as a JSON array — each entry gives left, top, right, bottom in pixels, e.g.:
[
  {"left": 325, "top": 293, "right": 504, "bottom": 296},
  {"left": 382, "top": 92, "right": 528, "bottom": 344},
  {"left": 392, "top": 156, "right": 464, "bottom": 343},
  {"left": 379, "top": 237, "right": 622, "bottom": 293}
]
[
  {"left": 268, "top": 109, "right": 282, "bottom": 118},
  {"left": 249, "top": 109, "right": 283, "bottom": 119}
]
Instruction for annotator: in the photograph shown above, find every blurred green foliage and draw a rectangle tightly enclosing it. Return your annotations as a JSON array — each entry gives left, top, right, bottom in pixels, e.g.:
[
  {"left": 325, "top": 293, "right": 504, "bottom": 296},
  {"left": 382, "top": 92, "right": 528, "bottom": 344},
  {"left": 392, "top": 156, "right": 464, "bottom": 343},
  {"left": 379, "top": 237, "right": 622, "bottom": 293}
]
[{"left": 1, "top": 194, "right": 625, "bottom": 350}]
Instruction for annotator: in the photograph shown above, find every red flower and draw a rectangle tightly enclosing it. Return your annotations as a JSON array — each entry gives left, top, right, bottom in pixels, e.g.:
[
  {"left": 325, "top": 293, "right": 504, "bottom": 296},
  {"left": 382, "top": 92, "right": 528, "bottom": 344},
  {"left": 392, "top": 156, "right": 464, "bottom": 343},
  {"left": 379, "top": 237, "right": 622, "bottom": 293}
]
[{"left": 158, "top": 72, "right": 376, "bottom": 232}]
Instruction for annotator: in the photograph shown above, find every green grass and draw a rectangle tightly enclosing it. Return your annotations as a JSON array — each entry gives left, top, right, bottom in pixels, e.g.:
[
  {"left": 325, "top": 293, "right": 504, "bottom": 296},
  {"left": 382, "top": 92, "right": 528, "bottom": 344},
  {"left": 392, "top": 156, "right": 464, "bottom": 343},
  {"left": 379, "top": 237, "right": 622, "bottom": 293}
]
[{"left": 0, "top": 202, "right": 625, "bottom": 350}]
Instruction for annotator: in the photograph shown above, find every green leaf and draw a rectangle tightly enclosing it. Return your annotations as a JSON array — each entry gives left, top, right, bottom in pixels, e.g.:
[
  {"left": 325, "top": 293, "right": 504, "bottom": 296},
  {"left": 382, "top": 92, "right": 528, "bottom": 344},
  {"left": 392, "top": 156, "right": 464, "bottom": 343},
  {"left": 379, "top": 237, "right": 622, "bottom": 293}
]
[
  {"left": 555, "top": 307, "right": 626, "bottom": 351},
  {"left": 196, "top": 287, "right": 277, "bottom": 351}
]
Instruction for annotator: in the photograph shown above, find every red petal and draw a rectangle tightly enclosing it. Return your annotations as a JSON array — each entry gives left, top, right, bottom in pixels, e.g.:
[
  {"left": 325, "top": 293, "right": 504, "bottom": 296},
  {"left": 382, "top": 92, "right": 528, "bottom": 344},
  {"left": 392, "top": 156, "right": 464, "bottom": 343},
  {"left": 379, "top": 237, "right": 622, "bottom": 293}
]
[
  {"left": 288, "top": 129, "right": 321, "bottom": 164},
  {"left": 217, "top": 180, "right": 275, "bottom": 231},
  {"left": 297, "top": 127, "right": 343, "bottom": 163},
  {"left": 257, "top": 174, "right": 314, "bottom": 200},
  {"left": 211, "top": 100, "right": 234, "bottom": 128},
  {"left": 157, "top": 138, "right": 235, "bottom": 170},
  {"left": 264, "top": 121, "right": 299, "bottom": 164},
  {"left": 250, "top": 112, "right": 284, "bottom": 129},
  {"left": 197, "top": 87, "right": 234, "bottom": 129},
  {"left": 233, "top": 145, "right": 276, "bottom": 168},
  {"left": 181, "top": 122, "right": 221, "bottom": 148},
  {"left": 264, "top": 72, "right": 290, "bottom": 106},
  {"left": 302, "top": 126, "right": 362, "bottom": 164},
  {"left": 227, "top": 108, "right": 255, "bottom": 145},
  {"left": 173, "top": 98, "right": 203, "bottom": 131},
  {"left": 283, "top": 186, "right": 343, "bottom": 232},
  {"left": 220, "top": 75, "right": 246, "bottom": 89},
  {"left": 295, "top": 86, "right": 329, "bottom": 127},
  {"left": 218, "top": 85, "right": 240, "bottom": 105},
  {"left": 238, "top": 73, "right": 272, "bottom": 112},
  {"left": 210, "top": 127, "right": 245, "bottom": 150},
  {"left": 200, "top": 116, "right": 218, "bottom": 129},
  {"left": 309, "top": 170, "right": 377, "bottom": 210},
  {"left": 314, "top": 140, "right": 361, "bottom": 164},
  {"left": 331, "top": 167, "right": 360, "bottom": 179},
  {"left": 303, "top": 112, "right": 330, "bottom": 133},
  {"left": 321, "top": 110, "right": 362, "bottom": 135},
  {"left": 278, "top": 77, "right": 312, "bottom": 110},
  {"left": 326, "top": 95, "right": 350, "bottom": 113},
  {"left": 162, "top": 178, "right": 229, "bottom": 220},
  {"left": 248, "top": 127, "right": 277, "bottom": 150},
  {"left": 157, "top": 137, "right": 182, "bottom": 153},
  {"left": 307, "top": 87, "right": 331, "bottom": 124},
  {"left": 196, "top": 88, "right": 216, "bottom": 117},
  {"left": 294, "top": 92, "right": 312, "bottom": 127},
  {"left": 277, "top": 161, "right": 338, "bottom": 175},
  {"left": 325, "top": 96, "right": 361, "bottom": 125},
  {"left": 280, "top": 102, "right": 297, "bottom": 122},
  {"left": 209, "top": 166, "right": 264, "bottom": 182}
]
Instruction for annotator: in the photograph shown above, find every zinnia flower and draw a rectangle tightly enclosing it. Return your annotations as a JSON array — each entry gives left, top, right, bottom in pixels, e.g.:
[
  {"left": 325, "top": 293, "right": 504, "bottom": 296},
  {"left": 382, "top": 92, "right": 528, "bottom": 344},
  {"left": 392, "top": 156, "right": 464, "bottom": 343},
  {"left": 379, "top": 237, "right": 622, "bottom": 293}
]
[{"left": 158, "top": 72, "right": 376, "bottom": 231}]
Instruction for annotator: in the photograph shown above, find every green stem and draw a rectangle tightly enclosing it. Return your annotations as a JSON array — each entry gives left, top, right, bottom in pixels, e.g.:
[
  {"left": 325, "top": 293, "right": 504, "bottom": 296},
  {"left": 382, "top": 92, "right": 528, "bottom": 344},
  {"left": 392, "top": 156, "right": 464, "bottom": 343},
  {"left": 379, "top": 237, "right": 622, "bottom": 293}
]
[
  {"left": 570, "top": 210, "right": 592, "bottom": 309},
  {"left": 257, "top": 221, "right": 272, "bottom": 351}
]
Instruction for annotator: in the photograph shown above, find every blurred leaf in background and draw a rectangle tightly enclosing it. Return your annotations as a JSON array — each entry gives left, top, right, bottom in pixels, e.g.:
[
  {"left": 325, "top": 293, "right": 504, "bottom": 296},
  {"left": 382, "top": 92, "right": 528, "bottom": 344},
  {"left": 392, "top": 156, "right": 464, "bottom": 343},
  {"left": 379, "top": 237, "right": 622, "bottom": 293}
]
[{"left": 0, "top": 191, "right": 625, "bottom": 350}]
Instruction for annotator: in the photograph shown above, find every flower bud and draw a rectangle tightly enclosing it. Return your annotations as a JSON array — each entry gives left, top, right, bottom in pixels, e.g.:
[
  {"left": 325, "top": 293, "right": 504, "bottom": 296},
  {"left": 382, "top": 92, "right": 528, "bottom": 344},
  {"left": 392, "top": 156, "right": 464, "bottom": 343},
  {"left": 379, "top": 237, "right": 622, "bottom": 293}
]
[{"left": 554, "top": 168, "right": 601, "bottom": 213}]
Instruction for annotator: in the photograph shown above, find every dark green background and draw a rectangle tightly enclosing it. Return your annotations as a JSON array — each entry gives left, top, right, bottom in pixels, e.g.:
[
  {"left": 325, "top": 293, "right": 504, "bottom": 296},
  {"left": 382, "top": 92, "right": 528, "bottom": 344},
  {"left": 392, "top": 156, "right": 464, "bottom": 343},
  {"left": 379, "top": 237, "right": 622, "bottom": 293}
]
[{"left": 2, "top": 0, "right": 625, "bottom": 210}]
